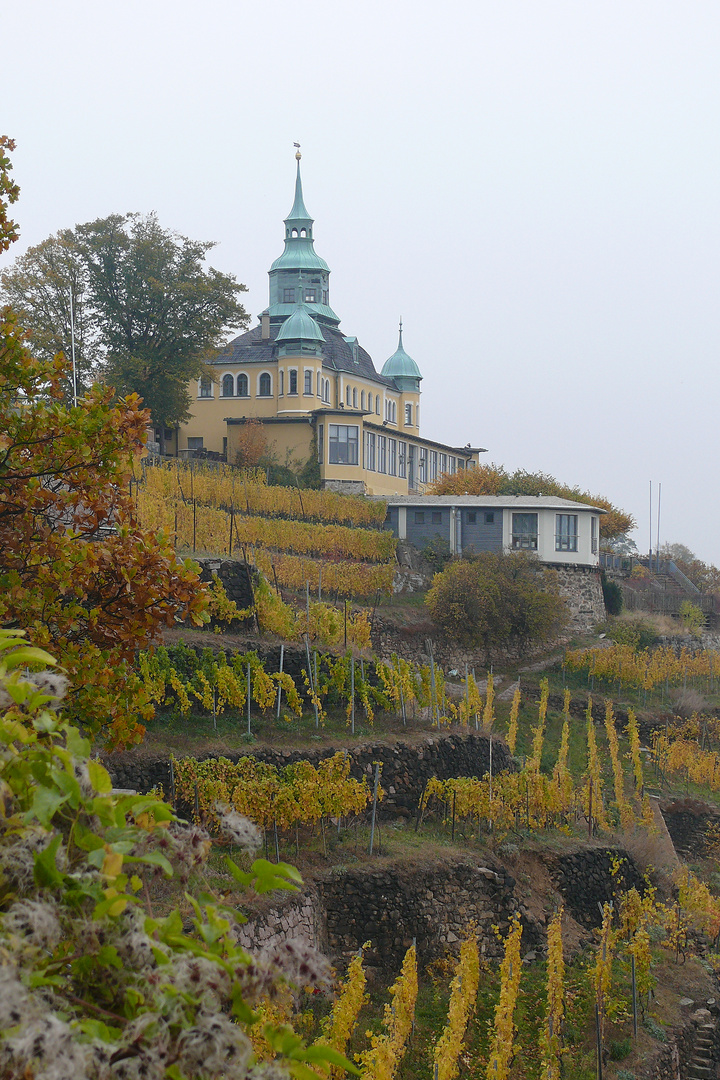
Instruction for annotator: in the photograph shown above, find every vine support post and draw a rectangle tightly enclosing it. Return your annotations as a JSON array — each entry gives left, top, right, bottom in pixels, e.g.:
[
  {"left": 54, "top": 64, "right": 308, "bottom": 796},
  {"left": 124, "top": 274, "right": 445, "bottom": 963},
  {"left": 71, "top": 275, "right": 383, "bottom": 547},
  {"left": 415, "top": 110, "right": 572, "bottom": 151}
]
[
  {"left": 247, "top": 662, "right": 251, "bottom": 736},
  {"left": 276, "top": 644, "right": 284, "bottom": 720},
  {"left": 368, "top": 761, "right": 380, "bottom": 855},
  {"left": 631, "top": 952, "right": 638, "bottom": 1037},
  {"left": 351, "top": 657, "right": 355, "bottom": 735},
  {"left": 169, "top": 758, "right": 176, "bottom": 809},
  {"left": 595, "top": 1001, "right": 603, "bottom": 1080},
  {"left": 274, "top": 820, "right": 280, "bottom": 863},
  {"left": 588, "top": 778, "right": 593, "bottom": 840},
  {"left": 318, "top": 564, "right": 322, "bottom": 602},
  {"left": 304, "top": 635, "right": 319, "bottom": 729},
  {"left": 465, "top": 663, "right": 470, "bottom": 727},
  {"left": 306, "top": 580, "right": 310, "bottom": 635},
  {"left": 400, "top": 685, "right": 406, "bottom": 726},
  {"left": 344, "top": 599, "right": 347, "bottom": 649}
]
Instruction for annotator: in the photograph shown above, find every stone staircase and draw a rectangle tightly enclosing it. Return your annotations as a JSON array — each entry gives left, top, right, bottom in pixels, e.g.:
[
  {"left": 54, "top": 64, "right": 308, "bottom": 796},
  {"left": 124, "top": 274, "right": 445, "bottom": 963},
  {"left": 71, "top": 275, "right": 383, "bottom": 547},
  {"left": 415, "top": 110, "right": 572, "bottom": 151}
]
[{"left": 685, "top": 1019, "right": 716, "bottom": 1080}]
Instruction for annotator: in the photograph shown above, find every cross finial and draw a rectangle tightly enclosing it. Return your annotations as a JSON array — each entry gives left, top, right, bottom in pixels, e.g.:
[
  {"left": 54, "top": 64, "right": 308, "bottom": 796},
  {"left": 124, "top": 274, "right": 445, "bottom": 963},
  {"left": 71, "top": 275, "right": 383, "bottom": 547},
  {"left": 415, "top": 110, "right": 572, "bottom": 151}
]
[{"left": 294, "top": 141, "right": 301, "bottom": 161}]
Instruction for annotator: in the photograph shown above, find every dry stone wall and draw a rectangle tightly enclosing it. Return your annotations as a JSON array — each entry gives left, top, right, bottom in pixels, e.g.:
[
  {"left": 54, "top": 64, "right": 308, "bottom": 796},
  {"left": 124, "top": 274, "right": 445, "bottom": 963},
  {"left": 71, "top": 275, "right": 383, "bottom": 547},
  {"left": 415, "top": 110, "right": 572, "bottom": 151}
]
[{"left": 106, "top": 733, "right": 515, "bottom": 819}]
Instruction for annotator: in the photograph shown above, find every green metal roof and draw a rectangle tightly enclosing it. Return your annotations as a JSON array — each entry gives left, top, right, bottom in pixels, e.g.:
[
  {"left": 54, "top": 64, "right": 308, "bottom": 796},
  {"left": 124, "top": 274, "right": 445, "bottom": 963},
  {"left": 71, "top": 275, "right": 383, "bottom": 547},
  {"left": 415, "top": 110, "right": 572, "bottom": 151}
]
[
  {"left": 380, "top": 323, "right": 423, "bottom": 380},
  {"left": 275, "top": 304, "right": 325, "bottom": 343},
  {"left": 264, "top": 300, "right": 340, "bottom": 322},
  {"left": 269, "top": 244, "right": 330, "bottom": 272}
]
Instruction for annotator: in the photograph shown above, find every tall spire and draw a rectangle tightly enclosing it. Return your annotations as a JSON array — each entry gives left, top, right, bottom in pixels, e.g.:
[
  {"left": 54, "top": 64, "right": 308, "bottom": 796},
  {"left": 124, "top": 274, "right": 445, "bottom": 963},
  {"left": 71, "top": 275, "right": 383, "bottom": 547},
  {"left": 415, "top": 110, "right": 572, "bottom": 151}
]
[{"left": 286, "top": 149, "right": 312, "bottom": 224}]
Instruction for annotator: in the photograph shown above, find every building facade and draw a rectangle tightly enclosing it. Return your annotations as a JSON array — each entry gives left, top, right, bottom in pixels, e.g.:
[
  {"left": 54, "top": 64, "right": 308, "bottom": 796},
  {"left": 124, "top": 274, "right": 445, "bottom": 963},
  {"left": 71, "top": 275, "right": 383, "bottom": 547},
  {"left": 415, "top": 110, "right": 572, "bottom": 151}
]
[
  {"left": 384, "top": 495, "right": 603, "bottom": 567},
  {"left": 177, "top": 154, "right": 484, "bottom": 494}
]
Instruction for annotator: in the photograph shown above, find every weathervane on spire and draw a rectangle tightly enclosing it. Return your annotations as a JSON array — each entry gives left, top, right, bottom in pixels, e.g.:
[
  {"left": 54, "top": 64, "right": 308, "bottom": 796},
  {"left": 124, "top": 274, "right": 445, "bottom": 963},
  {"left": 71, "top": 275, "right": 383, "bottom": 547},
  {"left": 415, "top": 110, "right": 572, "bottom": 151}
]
[{"left": 294, "top": 141, "right": 301, "bottom": 161}]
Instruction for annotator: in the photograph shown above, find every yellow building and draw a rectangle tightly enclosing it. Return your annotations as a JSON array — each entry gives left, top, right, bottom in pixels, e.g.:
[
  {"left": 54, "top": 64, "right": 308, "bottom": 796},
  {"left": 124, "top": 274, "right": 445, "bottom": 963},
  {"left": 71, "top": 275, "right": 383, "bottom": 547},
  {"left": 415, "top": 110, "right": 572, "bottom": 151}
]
[{"left": 178, "top": 154, "right": 484, "bottom": 494}]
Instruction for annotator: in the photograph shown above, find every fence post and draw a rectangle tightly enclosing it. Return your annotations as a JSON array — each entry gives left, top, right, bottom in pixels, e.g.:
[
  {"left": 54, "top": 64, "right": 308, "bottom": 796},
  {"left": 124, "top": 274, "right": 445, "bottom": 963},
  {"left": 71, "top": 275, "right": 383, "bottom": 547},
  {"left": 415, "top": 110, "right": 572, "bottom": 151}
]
[
  {"left": 369, "top": 762, "right": 380, "bottom": 855},
  {"left": 276, "top": 644, "right": 284, "bottom": 721}
]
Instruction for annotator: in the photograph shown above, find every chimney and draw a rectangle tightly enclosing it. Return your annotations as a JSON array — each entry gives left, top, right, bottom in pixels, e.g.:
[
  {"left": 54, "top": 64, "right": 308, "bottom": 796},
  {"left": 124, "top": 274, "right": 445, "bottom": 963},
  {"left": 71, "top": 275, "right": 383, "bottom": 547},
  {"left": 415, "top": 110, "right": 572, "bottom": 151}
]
[{"left": 261, "top": 313, "right": 270, "bottom": 340}]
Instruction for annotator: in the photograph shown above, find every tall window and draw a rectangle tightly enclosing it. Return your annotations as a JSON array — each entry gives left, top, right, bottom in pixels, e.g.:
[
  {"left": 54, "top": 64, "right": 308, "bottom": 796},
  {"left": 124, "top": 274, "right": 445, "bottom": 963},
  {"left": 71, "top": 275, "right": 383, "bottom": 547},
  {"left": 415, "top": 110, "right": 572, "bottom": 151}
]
[
  {"left": 328, "top": 424, "right": 359, "bottom": 465},
  {"left": 322, "top": 290, "right": 328, "bottom": 305},
  {"left": 429, "top": 451, "right": 438, "bottom": 481},
  {"left": 591, "top": 516, "right": 598, "bottom": 554},
  {"left": 377, "top": 435, "right": 387, "bottom": 474},
  {"left": 346, "top": 386, "right": 351, "bottom": 406},
  {"left": 317, "top": 371, "right": 322, "bottom": 396},
  {"left": 221, "top": 374, "right": 234, "bottom": 397},
  {"left": 556, "top": 514, "right": 578, "bottom": 552},
  {"left": 389, "top": 438, "right": 397, "bottom": 476},
  {"left": 258, "top": 372, "right": 272, "bottom": 396},
  {"left": 439, "top": 453, "right": 447, "bottom": 475},
  {"left": 289, "top": 369, "right": 298, "bottom": 394},
  {"left": 304, "top": 370, "right": 313, "bottom": 394},
  {"left": 318, "top": 424, "right": 324, "bottom": 464},
  {"left": 353, "top": 388, "right": 358, "bottom": 408},
  {"left": 199, "top": 377, "right": 212, "bottom": 398},
  {"left": 405, "top": 402, "right": 412, "bottom": 426},
  {"left": 323, "top": 379, "right": 330, "bottom": 403},
  {"left": 398, "top": 441, "right": 407, "bottom": 478},
  {"left": 375, "top": 395, "right": 380, "bottom": 414},
  {"left": 408, "top": 444, "right": 416, "bottom": 487},
  {"left": 512, "top": 513, "right": 538, "bottom": 550},
  {"left": 237, "top": 373, "right": 248, "bottom": 397},
  {"left": 419, "top": 448, "right": 427, "bottom": 484},
  {"left": 361, "top": 390, "right": 366, "bottom": 410},
  {"left": 279, "top": 370, "right": 284, "bottom": 395},
  {"left": 367, "top": 432, "right": 376, "bottom": 471}
]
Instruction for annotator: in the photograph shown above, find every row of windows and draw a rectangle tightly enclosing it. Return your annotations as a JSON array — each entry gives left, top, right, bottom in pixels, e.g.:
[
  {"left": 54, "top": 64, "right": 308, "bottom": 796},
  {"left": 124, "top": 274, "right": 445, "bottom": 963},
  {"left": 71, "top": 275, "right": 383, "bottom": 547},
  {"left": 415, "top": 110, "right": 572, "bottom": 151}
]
[
  {"left": 282, "top": 287, "right": 329, "bottom": 305},
  {"left": 411, "top": 510, "right": 495, "bottom": 524},
  {"left": 511, "top": 513, "right": 596, "bottom": 553},
  {"left": 202, "top": 372, "right": 331, "bottom": 404}
]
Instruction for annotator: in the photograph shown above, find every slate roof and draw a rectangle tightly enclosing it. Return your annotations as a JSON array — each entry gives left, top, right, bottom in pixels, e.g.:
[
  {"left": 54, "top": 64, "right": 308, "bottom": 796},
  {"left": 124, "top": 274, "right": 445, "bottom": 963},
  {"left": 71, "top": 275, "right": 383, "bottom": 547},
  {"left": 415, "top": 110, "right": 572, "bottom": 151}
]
[{"left": 212, "top": 322, "right": 398, "bottom": 390}]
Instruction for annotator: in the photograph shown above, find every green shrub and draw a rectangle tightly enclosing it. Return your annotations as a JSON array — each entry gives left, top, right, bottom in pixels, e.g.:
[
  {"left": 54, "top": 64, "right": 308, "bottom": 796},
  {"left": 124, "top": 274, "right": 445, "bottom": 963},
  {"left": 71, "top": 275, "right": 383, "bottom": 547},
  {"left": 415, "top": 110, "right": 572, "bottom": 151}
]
[
  {"left": 609, "top": 1037, "right": 632, "bottom": 1060},
  {"left": 608, "top": 616, "right": 659, "bottom": 650},
  {"left": 601, "top": 571, "right": 623, "bottom": 615},
  {"left": 644, "top": 1017, "right": 667, "bottom": 1042}
]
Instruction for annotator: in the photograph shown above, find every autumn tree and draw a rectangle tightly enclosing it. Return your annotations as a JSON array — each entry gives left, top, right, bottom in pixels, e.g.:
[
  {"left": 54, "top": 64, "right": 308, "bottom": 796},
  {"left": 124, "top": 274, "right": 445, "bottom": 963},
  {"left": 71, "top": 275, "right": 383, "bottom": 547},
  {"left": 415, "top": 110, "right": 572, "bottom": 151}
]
[
  {"left": 430, "top": 463, "right": 635, "bottom": 541},
  {"left": 0, "top": 141, "right": 212, "bottom": 746},
  {"left": 1, "top": 213, "right": 249, "bottom": 445},
  {"left": 425, "top": 551, "right": 568, "bottom": 661}
]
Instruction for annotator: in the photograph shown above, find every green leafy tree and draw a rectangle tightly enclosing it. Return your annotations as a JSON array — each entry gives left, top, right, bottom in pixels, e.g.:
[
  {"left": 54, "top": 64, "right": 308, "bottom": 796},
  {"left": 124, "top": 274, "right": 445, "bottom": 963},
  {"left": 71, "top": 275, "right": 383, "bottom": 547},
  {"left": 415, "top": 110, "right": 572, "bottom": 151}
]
[
  {"left": 0, "top": 139, "right": 209, "bottom": 747},
  {"left": 1, "top": 213, "right": 249, "bottom": 443},
  {"left": 425, "top": 551, "right": 568, "bottom": 661}
]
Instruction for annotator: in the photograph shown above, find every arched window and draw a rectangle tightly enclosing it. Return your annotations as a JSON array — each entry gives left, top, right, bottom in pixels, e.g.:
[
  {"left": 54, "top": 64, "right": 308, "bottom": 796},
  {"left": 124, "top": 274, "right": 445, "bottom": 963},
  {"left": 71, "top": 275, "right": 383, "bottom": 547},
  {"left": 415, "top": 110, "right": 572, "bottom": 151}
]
[
  {"left": 323, "top": 379, "right": 330, "bottom": 403},
  {"left": 259, "top": 372, "right": 271, "bottom": 396},
  {"left": 304, "top": 370, "right": 313, "bottom": 394},
  {"left": 289, "top": 369, "right": 298, "bottom": 394},
  {"left": 361, "top": 390, "right": 366, "bottom": 410},
  {"left": 352, "top": 388, "right": 358, "bottom": 408},
  {"left": 222, "top": 374, "right": 234, "bottom": 397},
  {"left": 317, "top": 371, "right": 322, "bottom": 396},
  {"left": 375, "top": 395, "right": 380, "bottom": 415},
  {"left": 237, "top": 373, "right": 248, "bottom": 397},
  {"left": 300, "top": 228, "right": 306, "bottom": 237},
  {"left": 392, "top": 402, "right": 397, "bottom": 423},
  {"left": 346, "top": 386, "right": 351, "bottom": 406},
  {"left": 199, "top": 376, "right": 212, "bottom": 398},
  {"left": 279, "top": 370, "right": 284, "bottom": 395},
  {"left": 405, "top": 402, "right": 412, "bottom": 426}
]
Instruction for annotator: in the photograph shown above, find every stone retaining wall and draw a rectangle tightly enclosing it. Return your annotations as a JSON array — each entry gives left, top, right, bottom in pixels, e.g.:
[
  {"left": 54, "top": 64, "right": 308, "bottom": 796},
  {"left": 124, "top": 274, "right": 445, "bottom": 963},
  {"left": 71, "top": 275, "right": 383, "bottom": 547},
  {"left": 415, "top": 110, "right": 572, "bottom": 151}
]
[
  {"left": 105, "top": 733, "right": 515, "bottom": 819},
  {"left": 550, "top": 847, "right": 644, "bottom": 928}
]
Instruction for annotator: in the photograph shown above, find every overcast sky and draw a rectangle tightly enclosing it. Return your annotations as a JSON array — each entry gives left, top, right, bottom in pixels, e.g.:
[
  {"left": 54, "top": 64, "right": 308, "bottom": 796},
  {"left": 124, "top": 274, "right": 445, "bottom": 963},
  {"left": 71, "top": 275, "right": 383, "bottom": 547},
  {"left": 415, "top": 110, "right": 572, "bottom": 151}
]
[{"left": 4, "top": 1, "right": 720, "bottom": 562}]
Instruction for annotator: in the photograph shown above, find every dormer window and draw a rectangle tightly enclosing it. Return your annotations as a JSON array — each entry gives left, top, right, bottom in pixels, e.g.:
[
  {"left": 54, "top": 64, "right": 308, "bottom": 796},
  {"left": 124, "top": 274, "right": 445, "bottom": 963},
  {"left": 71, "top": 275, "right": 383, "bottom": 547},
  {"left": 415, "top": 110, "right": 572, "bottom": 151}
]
[
  {"left": 304, "top": 289, "right": 316, "bottom": 302},
  {"left": 283, "top": 288, "right": 295, "bottom": 303}
]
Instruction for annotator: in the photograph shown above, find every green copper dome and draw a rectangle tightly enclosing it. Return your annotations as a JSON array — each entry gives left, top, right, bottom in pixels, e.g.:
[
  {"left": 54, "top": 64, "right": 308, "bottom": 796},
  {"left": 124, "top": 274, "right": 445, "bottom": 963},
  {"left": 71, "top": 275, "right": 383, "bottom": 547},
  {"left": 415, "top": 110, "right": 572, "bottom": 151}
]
[
  {"left": 381, "top": 322, "right": 423, "bottom": 380},
  {"left": 276, "top": 304, "right": 325, "bottom": 343}
]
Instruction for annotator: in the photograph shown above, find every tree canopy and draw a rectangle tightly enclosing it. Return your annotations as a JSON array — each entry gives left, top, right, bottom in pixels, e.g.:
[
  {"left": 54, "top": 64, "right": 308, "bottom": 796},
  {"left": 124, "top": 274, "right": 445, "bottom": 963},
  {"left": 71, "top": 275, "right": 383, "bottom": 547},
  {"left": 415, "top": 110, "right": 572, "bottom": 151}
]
[
  {"left": 429, "top": 464, "right": 635, "bottom": 541},
  {"left": 1, "top": 213, "right": 249, "bottom": 438},
  {"left": 660, "top": 542, "right": 720, "bottom": 595},
  {"left": 425, "top": 551, "right": 568, "bottom": 661}
]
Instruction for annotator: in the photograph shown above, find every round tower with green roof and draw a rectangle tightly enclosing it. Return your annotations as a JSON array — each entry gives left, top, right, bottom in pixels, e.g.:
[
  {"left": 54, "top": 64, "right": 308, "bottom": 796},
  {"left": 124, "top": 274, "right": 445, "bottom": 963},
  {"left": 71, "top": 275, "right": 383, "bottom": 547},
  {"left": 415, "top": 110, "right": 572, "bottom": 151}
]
[{"left": 265, "top": 151, "right": 340, "bottom": 327}]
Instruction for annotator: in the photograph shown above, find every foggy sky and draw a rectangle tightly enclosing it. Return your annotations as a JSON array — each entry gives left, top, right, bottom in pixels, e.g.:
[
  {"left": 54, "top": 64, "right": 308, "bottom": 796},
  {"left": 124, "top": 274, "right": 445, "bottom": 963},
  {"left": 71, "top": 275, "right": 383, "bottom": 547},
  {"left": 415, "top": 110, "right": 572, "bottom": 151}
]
[{"left": 4, "top": 0, "right": 720, "bottom": 563}]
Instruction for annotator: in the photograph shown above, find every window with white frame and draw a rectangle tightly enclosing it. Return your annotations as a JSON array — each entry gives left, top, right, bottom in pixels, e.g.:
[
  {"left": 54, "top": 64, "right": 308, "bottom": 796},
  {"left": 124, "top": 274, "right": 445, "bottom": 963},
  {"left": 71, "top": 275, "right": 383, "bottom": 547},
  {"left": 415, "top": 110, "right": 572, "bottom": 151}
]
[
  {"left": 258, "top": 372, "right": 272, "bottom": 396},
  {"left": 346, "top": 386, "right": 351, "bottom": 406},
  {"left": 375, "top": 395, "right": 380, "bottom": 414},
  {"left": 328, "top": 424, "right": 359, "bottom": 465},
  {"left": 405, "top": 402, "right": 412, "bottom": 426},
  {"left": 389, "top": 438, "right": 397, "bottom": 476},
  {"left": 419, "top": 448, "right": 427, "bottom": 484},
  {"left": 199, "top": 377, "right": 212, "bottom": 398},
  {"left": 361, "top": 390, "right": 366, "bottom": 410},
  {"left": 591, "top": 516, "right": 598, "bottom": 554},
  {"left": 279, "top": 370, "right": 284, "bottom": 396},
  {"left": 237, "top": 373, "right": 248, "bottom": 397},
  {"left": 555, "top": 514, "right": 578, "bottom": 552},
  {"left": 289, "top": 369, "right": 298, "bottom": 395},
  {"left": 304, "top": 370, "right": 313, "bottom": 394},
  {"left": 353, "top": 388, "right": 358, "bottom": 408},
  {"left": 429, "top": 451, "right": 438, "bottom": 481},
  {"left": 377, "top": 435, "right": 386, "bottom": 473},
  {"left": 221, "top": 374, "right": 233, "bottom": 397},
  {"left": 398, "top": 441, "right": 407, "bottom": 478},
  {"left": 512, "top": 513, "right": 538, "bottom": 550},
  {"left": 439, "top": 453, "right": 447, "bottom": 475},
  {"left": 366, "top": 432, "right": 376, "bottom": 470}
]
